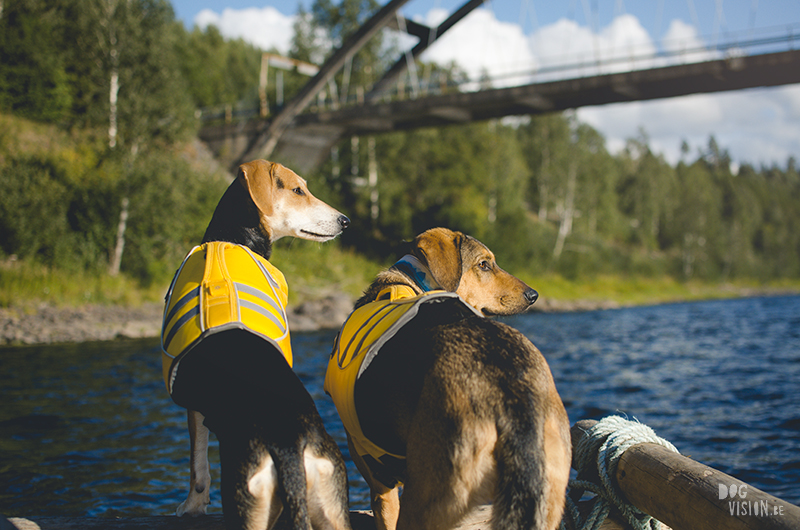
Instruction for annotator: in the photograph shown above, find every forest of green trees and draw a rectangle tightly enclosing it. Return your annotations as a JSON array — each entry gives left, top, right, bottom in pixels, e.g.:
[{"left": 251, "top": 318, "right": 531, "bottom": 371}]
[{"left": 1, "top": 0, "right": 799, "bottom": 292}]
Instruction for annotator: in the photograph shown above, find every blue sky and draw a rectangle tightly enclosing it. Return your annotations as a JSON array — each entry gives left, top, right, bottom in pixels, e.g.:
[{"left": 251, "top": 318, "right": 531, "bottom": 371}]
[
  {"left": 172, "top": 0, "right": 797, "bottom": 37},
  {"left": 170, "top": 0, "right": 800, "bottom": 167}
]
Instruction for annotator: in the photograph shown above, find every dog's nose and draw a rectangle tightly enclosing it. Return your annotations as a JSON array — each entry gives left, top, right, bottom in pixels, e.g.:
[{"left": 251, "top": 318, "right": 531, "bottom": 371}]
[
  {"left": 338, "top": 215, "right": 350, "bottom": 230},
  {"left": 524, "top": 289, "right": 538, "bottom": 305}
]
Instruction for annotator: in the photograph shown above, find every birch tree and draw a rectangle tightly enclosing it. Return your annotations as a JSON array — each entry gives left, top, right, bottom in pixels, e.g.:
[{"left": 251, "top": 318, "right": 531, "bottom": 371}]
[{"left": 77, "top": 0, "right": 193, "bottom": 275}]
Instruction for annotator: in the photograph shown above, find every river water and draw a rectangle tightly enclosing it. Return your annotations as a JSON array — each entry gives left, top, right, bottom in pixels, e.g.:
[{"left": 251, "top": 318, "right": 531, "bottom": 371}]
[{"left": 1, "top": 295, "right": 798, "bottom": 517}]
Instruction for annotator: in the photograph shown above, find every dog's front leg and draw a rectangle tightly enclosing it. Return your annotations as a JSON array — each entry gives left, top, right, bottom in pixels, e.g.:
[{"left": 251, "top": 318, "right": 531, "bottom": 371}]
[
  {"left": 176, "top": 409, "right": 211, "bottom": 516},
  {"left": 347, "top": 436, "right": 400, "bottom": 530},
  {"left": 371, "top": 486, "right": 401, "bottom": 530}
]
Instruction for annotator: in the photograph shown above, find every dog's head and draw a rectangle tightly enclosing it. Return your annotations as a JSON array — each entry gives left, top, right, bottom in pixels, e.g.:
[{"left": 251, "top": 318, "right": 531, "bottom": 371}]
[
  {"left": 410, "top": 227, "right": 538, "bottom": 316},
  {"left": 238, "top": 159, "right": 349, "bottom": 242}
]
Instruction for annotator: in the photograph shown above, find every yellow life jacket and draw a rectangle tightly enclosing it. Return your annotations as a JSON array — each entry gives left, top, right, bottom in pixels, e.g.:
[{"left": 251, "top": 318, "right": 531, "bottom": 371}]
[
  {"left": 161, "top": 241, "right": 292, "bottom": 394},
  {"left": 324, "top": 278, "right": 481, "bottom": 466}
]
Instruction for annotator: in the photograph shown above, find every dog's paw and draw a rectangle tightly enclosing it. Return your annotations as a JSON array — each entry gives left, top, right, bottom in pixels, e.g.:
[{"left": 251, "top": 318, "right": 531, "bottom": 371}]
[{"left": 176, "top": 495, "right": 209, "bottom": 517}]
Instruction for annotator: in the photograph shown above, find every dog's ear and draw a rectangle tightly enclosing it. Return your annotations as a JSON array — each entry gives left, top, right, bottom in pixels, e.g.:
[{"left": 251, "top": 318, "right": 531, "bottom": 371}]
[
  {"left": 237, "top": 159, "right": 274, "bottom": 217},
  {"left": 412, "top": 228, "right": 464, "bottom": 292}
]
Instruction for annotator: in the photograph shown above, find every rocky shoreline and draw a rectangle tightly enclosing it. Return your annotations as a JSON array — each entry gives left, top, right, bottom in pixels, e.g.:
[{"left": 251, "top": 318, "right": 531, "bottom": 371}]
[{"left": 0, "top": 295, "right": 621, "bottom": 346}]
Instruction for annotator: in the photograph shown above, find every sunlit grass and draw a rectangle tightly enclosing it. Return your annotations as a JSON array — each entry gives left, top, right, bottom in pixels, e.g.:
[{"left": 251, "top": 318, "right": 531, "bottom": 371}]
[
  {"left": 0, "top": 258, "right": 167, "bottom": 308},
  {"left": 0, "top": 240, "right": 384, "bottom": 310},
  {"left": 3, "top": 250, "right": 798, "bottom": 312},
  {"left": 517, "top": 271, "right": 800, "bottom": 307}
]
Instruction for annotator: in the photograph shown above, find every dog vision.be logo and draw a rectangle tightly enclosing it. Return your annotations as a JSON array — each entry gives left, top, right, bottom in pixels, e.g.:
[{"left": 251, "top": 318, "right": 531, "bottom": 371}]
[{"left": 719, "top": 483, "right": 786, "bottom": 517}]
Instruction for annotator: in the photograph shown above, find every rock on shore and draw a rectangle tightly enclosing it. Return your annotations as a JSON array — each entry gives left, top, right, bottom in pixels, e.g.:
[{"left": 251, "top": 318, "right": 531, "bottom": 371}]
[{"left": 0, "top": 295, "right": 618, "bottom": 346}]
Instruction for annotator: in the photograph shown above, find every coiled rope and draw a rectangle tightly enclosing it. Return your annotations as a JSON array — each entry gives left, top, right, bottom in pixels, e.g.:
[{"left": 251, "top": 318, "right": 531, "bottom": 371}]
[{"left": 561, "top": 416, "right": 680, "bottom": 530}]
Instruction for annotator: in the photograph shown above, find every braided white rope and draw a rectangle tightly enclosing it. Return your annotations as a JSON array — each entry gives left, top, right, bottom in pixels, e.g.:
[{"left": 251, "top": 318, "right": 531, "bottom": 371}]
[{"left": 561, "top": 416, "right": 680, "bottom": 530}]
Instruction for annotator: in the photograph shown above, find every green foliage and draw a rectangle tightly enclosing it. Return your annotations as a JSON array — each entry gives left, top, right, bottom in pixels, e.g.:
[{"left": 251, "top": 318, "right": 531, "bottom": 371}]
[
  {"left": 174, "top": 25, "right": 263, "bottom": 110},
  {"left": 316, "top": 111, "right": 800, "bottom": 285},
  {"left": 0, "top": 158, "right": 70, "bottom": 262},
  {"left": 0, "top": 0, "right": 75, "bottom": 122},
  {"left": 111, "top": 150, "right": 229, "bottom": 285},
  {"left": 0, "top": 114, "right": 228, "bottom": 284},
  {"left": 1, "top": 0, "right": 800, "bottom": 313},
  {"left": 0, "top": 0, "right": 196, "bottom": 144}
]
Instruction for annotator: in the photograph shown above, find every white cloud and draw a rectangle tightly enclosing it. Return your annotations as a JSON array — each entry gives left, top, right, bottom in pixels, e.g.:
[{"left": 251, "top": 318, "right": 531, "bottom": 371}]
[
  {"left": 661, "top": 18, "right": 719, "bottom": 65},
  {"left": 194, "top": 7, "right": 296, "bottom": 55},
  {"left": 420, "top": 8, "right": 536, "bottom": 87},
  {"left": 529, "top": 18, "right": 595, "bottom": 70},
  {"left": 577, "top": 85, "right": 800, "bottom": 166}
]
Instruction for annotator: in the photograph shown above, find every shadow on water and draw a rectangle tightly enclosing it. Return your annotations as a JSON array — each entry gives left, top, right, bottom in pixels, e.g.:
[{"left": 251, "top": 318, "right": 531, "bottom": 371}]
[{"left": 1, "top": 295, "right": 798, "bottom": 517}]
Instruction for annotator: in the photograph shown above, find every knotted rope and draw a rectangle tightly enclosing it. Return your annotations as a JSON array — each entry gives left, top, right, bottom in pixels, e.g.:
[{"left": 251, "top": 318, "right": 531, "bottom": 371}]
[{"left": 561, "top": 415, "right": 680, "bottom": 530}]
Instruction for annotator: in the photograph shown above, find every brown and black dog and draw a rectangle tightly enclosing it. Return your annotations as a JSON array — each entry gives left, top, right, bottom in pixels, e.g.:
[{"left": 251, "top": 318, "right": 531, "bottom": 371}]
[
  {"left": 162, "top": 160, "right": 352, "bottom": 530},
  {"left": 325, "top": 227, "right": 570, "bottom": 530}
]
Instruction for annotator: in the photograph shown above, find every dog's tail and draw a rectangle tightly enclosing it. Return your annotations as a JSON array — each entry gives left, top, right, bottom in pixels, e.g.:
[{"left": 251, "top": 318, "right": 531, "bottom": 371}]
[
  {"left": 492, "top": 392, "right": 569, "bottom": 530},
  {"left": 220, "top": 430, "right": 312, "bottom": 530},
  {"left": 270, "top": 444, "right": 312, "bottom": 529},
  {"left": 493, "top": 405, "right": 549, "bottom": 530}
]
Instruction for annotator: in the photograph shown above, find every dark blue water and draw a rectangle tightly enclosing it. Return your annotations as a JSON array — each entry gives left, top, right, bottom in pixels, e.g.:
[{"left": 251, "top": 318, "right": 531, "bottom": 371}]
[{"left": 1, "top": 295, "right": 798, "bottom": 518}]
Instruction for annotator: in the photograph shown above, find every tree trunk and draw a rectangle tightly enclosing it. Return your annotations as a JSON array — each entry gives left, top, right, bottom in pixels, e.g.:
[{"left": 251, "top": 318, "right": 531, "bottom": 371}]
[
  {"left": 109, "top": 196, "right": 129, "bottom": 276},
  {"left": 538, "top": 137, "right": 550, "bottom": 221},
  {"left": 108, "top": 68, "right": 119, "bottom": 148},
  {"left": 367, "top": 136, "right": 379, "bottom": 222},
  {"left": 553, "top": 159, "right": 577, "bottom": 259}
]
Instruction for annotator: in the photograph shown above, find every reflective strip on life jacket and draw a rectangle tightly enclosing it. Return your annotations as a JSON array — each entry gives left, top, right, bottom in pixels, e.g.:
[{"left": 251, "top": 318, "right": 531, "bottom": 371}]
[{"left": 160, "top": 242, "right": 292, "bottom": 394}]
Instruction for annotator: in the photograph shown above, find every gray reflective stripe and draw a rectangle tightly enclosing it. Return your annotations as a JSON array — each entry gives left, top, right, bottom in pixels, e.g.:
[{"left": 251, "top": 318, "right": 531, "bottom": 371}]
[
  {"left": 164, "top": 287, "right": 200, "bottom": 334},
  {"left": 239, "top": 299, "right": 286, "bottom": 333},
  {"left": 339, "top": 303, "right": 402, "bottom": 370},
  {"left": 235, "top": 282, "right": 284, "bottom": 319},
  {"left": 163, "top": 305, "right": 200, "bottom": 353},
  {"left": 254, "top": 257, "right": 280, "bottom": 290}
]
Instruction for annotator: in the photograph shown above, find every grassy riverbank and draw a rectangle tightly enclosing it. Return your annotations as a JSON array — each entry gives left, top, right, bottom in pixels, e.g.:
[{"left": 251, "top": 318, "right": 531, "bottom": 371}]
[
  {"left": 3, "top": 239, "right": 798, "bottom": 313},
  {"left": 516, "top": 271, "right": 800, "bottom": 307},
  {"left": 0, "top": 240, "right": 380, "bottom": 310}
]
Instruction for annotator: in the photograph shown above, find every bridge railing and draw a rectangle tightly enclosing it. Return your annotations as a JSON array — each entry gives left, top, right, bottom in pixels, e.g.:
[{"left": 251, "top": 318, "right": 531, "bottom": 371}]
[{"left": 479, "top": 22, "right": 800, "bottom": 90}]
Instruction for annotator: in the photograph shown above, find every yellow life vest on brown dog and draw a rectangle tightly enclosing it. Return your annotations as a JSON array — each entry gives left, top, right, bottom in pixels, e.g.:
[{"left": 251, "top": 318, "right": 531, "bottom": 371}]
[
  {"left": 324, "top": 255, "right": 482, "bottom": 470},
  {"left": 161, "top": 242, "right": 292, "bottom": 394}
]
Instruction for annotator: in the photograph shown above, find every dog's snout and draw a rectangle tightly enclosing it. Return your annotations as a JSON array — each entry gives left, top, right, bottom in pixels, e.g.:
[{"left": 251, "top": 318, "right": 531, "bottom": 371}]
[
  {"left": 338, "top": 215, "right": 351, "bottom": 230},
  {"left": 524, "top": 289, "right": 538, "bottom": 305}
]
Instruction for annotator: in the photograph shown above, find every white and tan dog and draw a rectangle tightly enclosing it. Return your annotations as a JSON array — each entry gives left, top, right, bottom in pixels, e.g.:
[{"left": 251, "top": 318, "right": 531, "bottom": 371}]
[{"left": 161, "top": 160, "right": 351, "bottom": 530}]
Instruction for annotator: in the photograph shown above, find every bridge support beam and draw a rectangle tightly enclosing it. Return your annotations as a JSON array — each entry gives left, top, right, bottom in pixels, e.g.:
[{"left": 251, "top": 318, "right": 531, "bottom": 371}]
[{"left": 235, "top": 0, "right": 413, "bottom": 173}]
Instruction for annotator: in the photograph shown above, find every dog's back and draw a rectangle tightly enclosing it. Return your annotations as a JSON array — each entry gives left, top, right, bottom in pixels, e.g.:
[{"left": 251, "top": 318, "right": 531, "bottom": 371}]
[{"left": 355, "top": 315, "right": 570, "bottom": 530}]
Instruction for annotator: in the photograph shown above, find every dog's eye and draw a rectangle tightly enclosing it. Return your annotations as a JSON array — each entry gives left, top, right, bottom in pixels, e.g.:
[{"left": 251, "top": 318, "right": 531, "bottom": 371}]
[
  {"left": 292, "top": 187, "right": 305, "bottom": 196},
  {"left": 478, "top": 260, "right": 492, "bottom": 271}
]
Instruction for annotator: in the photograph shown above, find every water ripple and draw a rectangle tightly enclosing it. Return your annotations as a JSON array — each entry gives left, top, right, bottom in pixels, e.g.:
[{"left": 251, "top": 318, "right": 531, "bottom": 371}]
[{"left": 1, "top": 296, "right": 798, "bottom": 516}]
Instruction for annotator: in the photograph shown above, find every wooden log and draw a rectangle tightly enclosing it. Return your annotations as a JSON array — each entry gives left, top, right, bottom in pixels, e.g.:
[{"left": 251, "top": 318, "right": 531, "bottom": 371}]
[
  {"left": 7, "top": 517, "right": 226, "bottom": 530},
  {"left": 571, "top": 419, "right": 800, "bottom": 530},
  {"left": 5, "top": 507, "right": 483, "bottom": 530},
  {"left": 6, "top": 505, "right": 626, "bottom": 530},
  {"left": 7, "top": 512, "right": 372, "bottom": 530}
]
